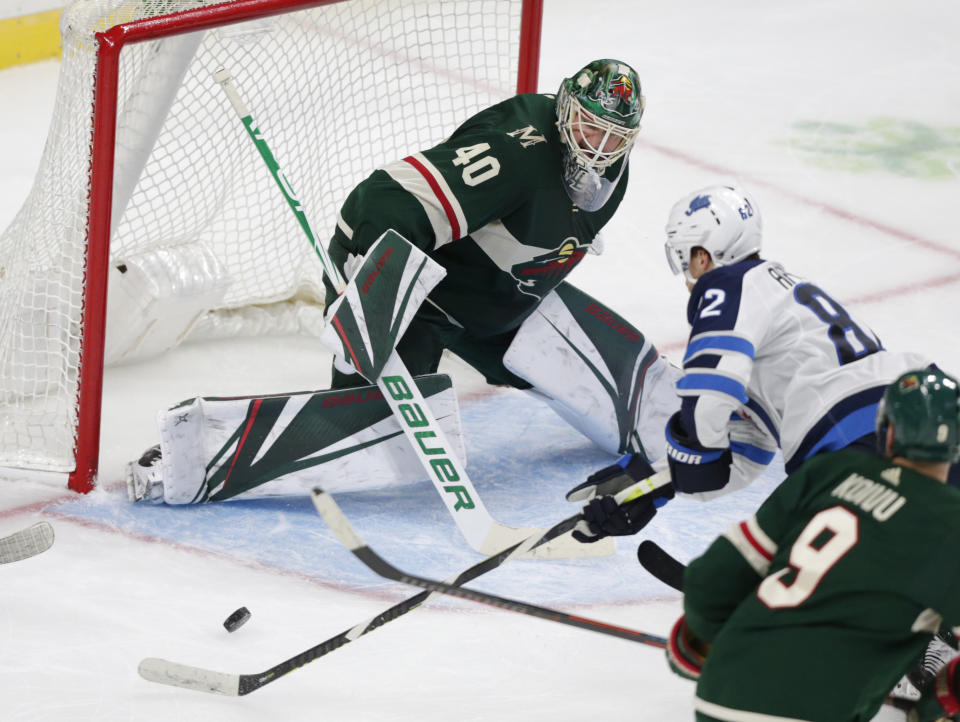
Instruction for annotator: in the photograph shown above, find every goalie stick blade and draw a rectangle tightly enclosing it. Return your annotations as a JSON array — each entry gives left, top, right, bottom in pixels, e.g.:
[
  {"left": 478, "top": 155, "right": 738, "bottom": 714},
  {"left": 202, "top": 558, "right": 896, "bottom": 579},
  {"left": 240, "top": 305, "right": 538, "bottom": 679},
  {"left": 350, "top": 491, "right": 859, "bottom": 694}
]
[
  {"left": 312, "top": 488, "right": 667, "bottom": 649},
  {"left": 138, "top": 658, "right": 241, "bottom": 696},
  {"left": 0, "top": 521, "right": 54, "bottom": 564},
  {"left": 636, "top": 540, "right": 685, "bottom": 592}
]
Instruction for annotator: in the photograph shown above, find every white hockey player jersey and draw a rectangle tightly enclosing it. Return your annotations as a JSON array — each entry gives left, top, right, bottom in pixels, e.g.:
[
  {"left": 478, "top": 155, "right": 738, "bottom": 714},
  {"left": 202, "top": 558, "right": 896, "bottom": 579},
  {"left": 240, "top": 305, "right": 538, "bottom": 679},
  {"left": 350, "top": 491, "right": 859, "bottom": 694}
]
[{"left": 677, "top": 259, "right": 931, "bottom": 477}]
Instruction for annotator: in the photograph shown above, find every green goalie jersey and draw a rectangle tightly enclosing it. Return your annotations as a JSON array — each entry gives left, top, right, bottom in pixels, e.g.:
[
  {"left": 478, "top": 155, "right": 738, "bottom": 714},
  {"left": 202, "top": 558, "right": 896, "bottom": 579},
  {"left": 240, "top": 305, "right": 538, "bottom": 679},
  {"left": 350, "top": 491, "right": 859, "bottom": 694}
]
[
  {"left": 684, "top": 449, "right": 960, "bottom": 722},
  {"left": 327, "top": 93, "right": 628, "bottom": 338}
]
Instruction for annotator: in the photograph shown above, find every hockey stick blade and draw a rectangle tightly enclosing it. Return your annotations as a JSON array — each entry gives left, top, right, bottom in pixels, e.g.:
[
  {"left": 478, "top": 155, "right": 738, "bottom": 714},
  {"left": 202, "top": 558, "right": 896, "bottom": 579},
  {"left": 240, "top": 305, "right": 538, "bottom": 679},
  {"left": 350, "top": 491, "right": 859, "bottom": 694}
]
[
  {"left": 0, "top": 521, "right": 54, "bottom": 564},
  {"left": 138, "top": 489, "right": 593, "bottom": 695},
  {"left": 637, "top": 540, "right": 685, "bottom": 592},
  {"left": 312, "top": 487, "right": 667, "bottom": 649}
]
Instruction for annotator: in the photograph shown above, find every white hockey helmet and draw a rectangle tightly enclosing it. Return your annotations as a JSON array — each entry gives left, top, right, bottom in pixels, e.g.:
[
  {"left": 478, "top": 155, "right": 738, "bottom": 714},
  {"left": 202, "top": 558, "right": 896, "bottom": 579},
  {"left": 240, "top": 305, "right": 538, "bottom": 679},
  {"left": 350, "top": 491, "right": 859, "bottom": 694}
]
[{"left": 664, "top": 185, "right": 762, "bottom": 283}]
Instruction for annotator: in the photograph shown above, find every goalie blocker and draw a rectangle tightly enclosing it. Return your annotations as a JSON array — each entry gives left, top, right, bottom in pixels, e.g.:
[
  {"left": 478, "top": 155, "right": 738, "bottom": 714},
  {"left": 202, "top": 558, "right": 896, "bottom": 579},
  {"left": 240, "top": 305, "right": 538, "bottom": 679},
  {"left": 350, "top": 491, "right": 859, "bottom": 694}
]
[{"left": 127, "top": 374, "right": 464, "bottom": 504}]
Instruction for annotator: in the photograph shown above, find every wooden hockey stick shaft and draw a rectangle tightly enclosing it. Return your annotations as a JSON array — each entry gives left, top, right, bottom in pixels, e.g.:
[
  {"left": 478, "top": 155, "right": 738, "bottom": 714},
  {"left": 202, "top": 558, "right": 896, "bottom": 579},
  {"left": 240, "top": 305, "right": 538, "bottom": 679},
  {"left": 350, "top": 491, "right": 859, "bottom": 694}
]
[{"left": 210, "top": 67, "right": 615, "bottom": 557}]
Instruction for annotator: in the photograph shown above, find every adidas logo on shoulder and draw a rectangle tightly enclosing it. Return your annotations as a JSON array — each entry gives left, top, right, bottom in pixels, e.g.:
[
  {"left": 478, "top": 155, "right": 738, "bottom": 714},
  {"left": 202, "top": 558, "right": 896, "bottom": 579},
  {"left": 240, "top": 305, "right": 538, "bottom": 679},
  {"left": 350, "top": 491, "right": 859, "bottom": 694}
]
[{"left": 881, "top": 467, "right": 902, "bottom": 486}]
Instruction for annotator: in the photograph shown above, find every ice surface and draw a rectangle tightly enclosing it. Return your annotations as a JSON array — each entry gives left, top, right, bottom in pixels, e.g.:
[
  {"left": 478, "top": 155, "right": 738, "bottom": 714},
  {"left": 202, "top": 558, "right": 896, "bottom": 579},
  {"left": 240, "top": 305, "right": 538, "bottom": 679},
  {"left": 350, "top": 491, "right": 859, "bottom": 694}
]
[{"left": 1, "top": 1, "right": 957, "bottom": 719}]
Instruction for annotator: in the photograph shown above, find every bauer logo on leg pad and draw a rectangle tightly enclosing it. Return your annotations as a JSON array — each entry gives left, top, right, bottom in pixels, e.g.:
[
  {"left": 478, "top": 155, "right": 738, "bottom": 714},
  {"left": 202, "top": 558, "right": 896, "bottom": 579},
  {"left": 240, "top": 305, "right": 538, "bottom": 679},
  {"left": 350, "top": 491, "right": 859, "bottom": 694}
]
[{"left": 382, "top": 374, "right": 475, "bottom": 511}]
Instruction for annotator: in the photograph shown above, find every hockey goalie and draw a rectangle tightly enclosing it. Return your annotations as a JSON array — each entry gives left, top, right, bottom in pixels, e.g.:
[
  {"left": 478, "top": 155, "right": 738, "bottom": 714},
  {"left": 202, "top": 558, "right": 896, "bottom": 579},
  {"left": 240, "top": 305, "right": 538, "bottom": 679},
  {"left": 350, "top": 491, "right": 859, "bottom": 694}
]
[{"left": 126, "top": 59, "right": 682, "bottom": 509}]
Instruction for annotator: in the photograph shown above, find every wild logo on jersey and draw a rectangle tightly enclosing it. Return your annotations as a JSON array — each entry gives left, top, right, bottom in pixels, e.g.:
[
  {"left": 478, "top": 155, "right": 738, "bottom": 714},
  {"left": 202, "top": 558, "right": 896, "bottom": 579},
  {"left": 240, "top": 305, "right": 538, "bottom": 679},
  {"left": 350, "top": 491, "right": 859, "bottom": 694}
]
[{"left": 511, "top": 239, "right": 587, "bottom": 298}]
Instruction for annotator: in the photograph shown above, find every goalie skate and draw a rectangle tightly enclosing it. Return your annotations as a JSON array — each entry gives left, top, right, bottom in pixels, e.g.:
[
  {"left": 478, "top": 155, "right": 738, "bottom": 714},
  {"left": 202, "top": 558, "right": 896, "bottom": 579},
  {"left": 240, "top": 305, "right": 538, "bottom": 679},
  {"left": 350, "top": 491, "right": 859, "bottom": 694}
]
[{"left": 126, "top": 445, "right": 165, "bottom": 504}]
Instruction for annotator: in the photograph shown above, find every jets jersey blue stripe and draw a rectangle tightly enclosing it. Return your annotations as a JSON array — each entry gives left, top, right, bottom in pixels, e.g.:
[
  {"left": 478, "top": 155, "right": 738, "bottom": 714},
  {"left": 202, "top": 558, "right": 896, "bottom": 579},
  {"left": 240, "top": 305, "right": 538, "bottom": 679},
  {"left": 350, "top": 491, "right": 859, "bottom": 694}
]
[
  {"left": 683, "top": 335, "right": 756, "bottom": 363},
  {"left": 677, "top": 373, "right": 749, "bottom": 404}
]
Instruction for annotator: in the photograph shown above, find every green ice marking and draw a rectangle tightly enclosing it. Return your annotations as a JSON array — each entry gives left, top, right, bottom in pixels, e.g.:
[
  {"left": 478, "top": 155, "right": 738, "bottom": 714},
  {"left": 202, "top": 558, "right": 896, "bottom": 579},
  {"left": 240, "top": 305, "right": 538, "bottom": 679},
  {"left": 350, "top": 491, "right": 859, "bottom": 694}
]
[{"left": 782, "top": 118, "right": 960, "bottom": 179}]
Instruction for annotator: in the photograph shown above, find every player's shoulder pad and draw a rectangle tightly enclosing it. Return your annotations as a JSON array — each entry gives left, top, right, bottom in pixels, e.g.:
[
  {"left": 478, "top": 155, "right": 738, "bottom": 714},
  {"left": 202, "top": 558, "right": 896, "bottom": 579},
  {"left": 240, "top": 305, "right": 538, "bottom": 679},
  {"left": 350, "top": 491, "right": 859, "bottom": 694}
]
[{"left": 686, "top": 258, "right": 764, "bottom": 327}]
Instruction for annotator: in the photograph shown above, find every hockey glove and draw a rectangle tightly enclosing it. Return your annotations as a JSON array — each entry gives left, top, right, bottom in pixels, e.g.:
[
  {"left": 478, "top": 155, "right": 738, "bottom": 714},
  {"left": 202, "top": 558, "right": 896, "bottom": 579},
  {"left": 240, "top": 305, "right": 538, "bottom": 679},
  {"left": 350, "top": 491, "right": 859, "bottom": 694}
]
[
  {"left": 665, "top": 412, "right": 733, "bottom": 494},
  {"left": 571, "top": 482, "right": 675, "bottom": 543},
  {"left": 666, "top": 616, "right": 709, "bottom": 682},
  {"left": 566, "top": 453, "right": 656, "bottom": 502}
]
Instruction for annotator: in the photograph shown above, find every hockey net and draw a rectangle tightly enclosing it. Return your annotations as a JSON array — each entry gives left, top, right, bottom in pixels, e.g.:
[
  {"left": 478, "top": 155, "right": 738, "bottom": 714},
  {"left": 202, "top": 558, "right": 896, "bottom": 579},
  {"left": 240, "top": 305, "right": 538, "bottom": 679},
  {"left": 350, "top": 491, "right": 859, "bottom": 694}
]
[{"left": 0, "top": 0, "right": 542, "bottom": 491}]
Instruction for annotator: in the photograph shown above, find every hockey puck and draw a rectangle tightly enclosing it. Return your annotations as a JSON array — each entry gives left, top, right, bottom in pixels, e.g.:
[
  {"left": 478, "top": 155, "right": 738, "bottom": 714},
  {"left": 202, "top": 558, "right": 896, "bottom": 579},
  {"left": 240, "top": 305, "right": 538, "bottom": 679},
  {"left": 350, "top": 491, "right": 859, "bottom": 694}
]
[{"left": 223, "top": 606, "right": 251, "bottom": 633}]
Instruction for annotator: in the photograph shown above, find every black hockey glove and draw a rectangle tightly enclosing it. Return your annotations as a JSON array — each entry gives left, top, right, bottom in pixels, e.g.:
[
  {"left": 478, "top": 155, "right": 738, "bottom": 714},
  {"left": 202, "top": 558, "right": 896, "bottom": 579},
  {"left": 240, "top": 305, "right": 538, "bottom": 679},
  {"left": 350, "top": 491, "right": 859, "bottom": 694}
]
[
  {"left": 566, "top": 453, "right": 656, "bottom": 502},
  {"left": 571, "top": 482, "right": 675, "bottom": 543},
  {"left": 665, "top": 412, "right": 732, "bottom": 494}
]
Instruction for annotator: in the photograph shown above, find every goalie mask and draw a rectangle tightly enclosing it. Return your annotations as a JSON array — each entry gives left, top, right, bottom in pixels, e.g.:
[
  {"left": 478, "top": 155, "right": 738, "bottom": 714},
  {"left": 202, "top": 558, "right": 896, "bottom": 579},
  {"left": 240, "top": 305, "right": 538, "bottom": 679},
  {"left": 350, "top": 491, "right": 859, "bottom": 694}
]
[
  {"left": 877, "top": 368, "right": 960, "bottom": 463},
  {"left": 556, "top": 59, "right": 644, "bottom": 211},
  {"left": 664, "top": 185, "right": 762, "bottom": 284}
]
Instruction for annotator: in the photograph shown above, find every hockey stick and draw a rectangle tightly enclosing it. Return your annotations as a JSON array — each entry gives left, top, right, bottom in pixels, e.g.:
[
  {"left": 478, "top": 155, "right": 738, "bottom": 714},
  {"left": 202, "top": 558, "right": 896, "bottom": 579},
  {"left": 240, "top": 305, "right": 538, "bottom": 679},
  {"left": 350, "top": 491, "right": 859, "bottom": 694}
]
[
  {"left": 637, "top": 539, "right": 685, "bottom": 591},
  {"left": 211, "top": 67, "right": 612, "bottom": 558},
  {"left": 138, "top": 474, "right": 664, "bottom": 694},
  {"left": 0, "top": 521, "right": 54, "bottom": 564},
  {"left": 311, "top": 487, "right": 667, "bottom": 648},
  {"left": 137, "top": 477, "right": 653, "bottom": 697}
]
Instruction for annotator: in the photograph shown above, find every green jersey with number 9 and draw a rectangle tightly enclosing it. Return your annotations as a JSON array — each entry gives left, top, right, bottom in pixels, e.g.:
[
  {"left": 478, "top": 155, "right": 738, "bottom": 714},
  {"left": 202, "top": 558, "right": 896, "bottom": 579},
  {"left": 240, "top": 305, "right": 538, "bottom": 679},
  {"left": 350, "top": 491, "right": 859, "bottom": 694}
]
[
  {"left": 684, "top": 448, "right": 960, "bottom": 721},
  {"left": 327, "top": 92, "right": 628, "bottom": 338}
]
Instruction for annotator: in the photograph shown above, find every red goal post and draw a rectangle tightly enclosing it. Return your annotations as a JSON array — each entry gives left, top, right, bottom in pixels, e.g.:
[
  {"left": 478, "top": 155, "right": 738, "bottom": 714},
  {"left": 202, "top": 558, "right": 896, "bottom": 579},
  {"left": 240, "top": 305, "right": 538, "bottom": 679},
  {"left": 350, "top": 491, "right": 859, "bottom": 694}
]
[{"left": 0, "top": 0, "right": 543, "bottom": 493}]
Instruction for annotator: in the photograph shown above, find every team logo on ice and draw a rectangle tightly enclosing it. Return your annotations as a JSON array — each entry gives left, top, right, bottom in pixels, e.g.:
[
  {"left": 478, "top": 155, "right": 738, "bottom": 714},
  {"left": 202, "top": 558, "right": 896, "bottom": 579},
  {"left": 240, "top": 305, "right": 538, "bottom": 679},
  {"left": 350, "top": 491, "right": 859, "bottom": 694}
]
[{"left": 511, "top": 239, "right": 587, "bottom": 297}]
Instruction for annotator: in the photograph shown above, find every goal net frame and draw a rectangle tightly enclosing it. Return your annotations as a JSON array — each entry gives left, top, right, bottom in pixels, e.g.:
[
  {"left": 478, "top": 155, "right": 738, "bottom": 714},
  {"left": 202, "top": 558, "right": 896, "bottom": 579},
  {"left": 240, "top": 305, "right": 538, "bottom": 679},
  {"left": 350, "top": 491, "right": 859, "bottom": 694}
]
[{"left": 1, "top": 0, "right": 543, "bottom": 493}]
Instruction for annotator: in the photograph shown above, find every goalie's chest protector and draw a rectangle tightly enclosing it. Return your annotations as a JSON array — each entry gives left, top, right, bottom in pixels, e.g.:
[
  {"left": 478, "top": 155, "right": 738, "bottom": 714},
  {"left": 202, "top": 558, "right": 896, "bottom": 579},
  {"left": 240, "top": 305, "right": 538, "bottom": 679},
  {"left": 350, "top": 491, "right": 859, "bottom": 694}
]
[{"left": 380, "top": 93, "right": 628, "bottom": 338}]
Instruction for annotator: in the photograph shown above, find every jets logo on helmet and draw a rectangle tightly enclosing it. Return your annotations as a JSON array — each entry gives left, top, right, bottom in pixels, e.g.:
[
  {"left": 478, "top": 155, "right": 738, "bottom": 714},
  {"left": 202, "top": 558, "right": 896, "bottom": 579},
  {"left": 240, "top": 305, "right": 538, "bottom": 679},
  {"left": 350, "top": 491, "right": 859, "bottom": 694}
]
[
  {"left": 664, "top": 185, "right": 763, "bottom": 284},
  {"left": 684, "top": 195, "right": 712, "bottom": 216}
]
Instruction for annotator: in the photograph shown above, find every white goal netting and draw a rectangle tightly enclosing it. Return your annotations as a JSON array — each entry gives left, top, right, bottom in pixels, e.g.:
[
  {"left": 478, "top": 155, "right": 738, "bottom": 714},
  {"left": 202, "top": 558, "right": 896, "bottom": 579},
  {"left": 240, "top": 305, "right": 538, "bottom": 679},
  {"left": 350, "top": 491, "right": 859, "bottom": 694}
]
[{"left": 0, "top": 0, "right": 531, "bottom": 480}]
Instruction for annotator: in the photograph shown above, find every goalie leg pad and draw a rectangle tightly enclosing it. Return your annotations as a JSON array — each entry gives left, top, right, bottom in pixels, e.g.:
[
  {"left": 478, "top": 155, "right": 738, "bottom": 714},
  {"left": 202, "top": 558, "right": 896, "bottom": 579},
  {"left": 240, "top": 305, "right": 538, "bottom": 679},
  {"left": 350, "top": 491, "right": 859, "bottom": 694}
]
[
  {"left": 140, "top": 374, "right": 464, "bottom": 504},
  {"left": 503, "top": 282, "right": 680, "bottom": 458}
]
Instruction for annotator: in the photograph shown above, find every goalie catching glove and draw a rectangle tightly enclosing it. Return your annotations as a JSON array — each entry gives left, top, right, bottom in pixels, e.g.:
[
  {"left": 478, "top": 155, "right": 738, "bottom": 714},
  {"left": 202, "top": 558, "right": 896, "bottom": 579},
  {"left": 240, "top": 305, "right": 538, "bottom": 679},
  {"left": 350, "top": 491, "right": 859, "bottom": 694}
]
[
  {"left": 666, "top": 616, "right": 709, "bottom": 681},
  {"left": 569, "top": 454, "right": 675, "bottom": 543}
]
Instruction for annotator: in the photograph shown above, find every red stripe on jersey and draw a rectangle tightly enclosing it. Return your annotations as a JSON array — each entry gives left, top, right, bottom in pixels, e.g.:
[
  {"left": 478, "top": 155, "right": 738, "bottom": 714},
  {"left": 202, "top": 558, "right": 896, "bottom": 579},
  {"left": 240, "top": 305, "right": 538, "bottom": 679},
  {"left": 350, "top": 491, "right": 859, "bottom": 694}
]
[
  {"left": 403, "top": 155, "right": 462, "bottom": 240},
  {"left": 739, "top": 520, "right": 773, "bottom": 561}
]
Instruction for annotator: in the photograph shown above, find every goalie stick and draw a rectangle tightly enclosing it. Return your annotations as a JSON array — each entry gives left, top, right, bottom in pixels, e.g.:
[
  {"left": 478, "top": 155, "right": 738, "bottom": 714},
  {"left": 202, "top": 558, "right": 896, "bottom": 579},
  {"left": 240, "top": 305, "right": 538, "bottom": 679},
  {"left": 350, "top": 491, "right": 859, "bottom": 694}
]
[
  {"left": 138, "top": 473, "right": 666, "bottom": 695},
  {"left": 211, "top": 67, "right": 607, "bottom": 559},
  {"left": 311, "top": 487, "right": 667, "bottom": 649},
  {"left": 0, "top": 521, "right": 54, "bottom": 564}
]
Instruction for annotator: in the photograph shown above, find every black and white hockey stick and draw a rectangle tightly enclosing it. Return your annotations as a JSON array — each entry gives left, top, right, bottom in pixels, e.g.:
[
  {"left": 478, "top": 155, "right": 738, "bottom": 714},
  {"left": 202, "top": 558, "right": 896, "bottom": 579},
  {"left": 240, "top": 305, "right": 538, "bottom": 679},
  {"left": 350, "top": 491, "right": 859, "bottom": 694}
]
[
  {"left": 211, "top": 67, "right": 611, "bottom": 558},
  {"left": 312, "top": 487, "right": 667, "bottom": 649},
  {"left": 0, "top": 521, "right": 54, "bottom": 564},
  {"left": 138, "top": 475, "right": 665, "bottom": 695}
]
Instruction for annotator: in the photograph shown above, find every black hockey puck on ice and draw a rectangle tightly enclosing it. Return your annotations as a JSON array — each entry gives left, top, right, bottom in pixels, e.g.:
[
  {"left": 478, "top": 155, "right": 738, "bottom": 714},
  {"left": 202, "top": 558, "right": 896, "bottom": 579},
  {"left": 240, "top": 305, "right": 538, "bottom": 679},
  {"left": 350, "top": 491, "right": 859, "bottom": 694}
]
[{"left": 223, "top": 606, "right": 251, "bottom": 632}]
